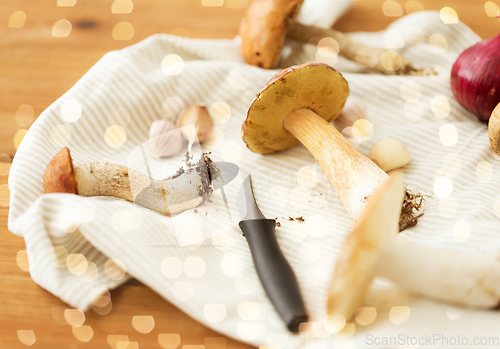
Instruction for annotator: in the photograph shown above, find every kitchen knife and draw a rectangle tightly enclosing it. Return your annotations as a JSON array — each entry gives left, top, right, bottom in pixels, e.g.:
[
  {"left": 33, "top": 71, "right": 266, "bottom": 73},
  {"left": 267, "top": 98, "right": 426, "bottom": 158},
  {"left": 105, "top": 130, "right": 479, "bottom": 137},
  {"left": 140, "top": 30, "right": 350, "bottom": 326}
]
[{"left": 237, "top": 175, "right": 308, "bottom": 333}]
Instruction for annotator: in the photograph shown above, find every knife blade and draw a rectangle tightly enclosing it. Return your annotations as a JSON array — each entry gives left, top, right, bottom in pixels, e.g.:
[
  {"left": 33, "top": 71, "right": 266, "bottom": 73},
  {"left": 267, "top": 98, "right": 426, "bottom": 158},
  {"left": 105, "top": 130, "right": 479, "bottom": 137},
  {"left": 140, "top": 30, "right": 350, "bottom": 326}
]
[{"left": 237, "top": 175, "right": 308, "bottom": 333}]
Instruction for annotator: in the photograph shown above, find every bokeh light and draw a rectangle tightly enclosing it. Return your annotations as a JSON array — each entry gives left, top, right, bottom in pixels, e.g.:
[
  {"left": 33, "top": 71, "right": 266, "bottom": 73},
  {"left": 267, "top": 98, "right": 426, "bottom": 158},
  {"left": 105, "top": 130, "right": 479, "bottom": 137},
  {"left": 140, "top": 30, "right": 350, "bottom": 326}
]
[
  {"left": 452, "top": 219, "right": 471, "bottom": 242},
  {"left": 485, "top": 1, "right": 500, "bottom": 17},
  {"left": 61, "top": 100, "right": 82, "bottom": 122},
  {"left": 16, "top": 250, "right": 34, "bottom": 272},
  {"left": 64, "top": 308, "right": 85, "bottom": 327},
  {"left": 14, "top": 129, "right": 28, "bottom": 149},
  {"left": 324, "top": 314, "right": 346, "bottom": 333},
  {"left": 184, "top": 256, "right": 206, "bottom": 278},
  {"left": 57, "top": 0, "right": 77, "bottom": 6},
  {"left": 204, "top": 304, "right": 226, "bottom": 323},
  {"left": 112, "top": 21, "right": 134, "bottom": 40},
  {"left": 431, "top": 96, "right": 450, "bottom": 118},
  {"left": 389, "top": 306, "right": 411, "bottom": 324},
  {"left": 237, "top": 322, "right": 265, "bottom": 341},
  {"left": 226, "top": 0, "right": 249, "bottom": 8},
  {"left": 404, "top": 26, "right": 425, "bottom": 44},
  {"left": 434, "top": 176, "right": 453, "bottom": 199},
  {"left": 429, "top": 33, "right": 448, "bottom": 52},
  {"left": 17, "top": 330, "right": 36, "bottom": 346},
  {"left": 161, "top": 257, "right": 183, "bottom": 278},
  {"left": 297, "top": 166, "right": 318, "bottom": 188},
  {"left": 209, "top": 101, "right": 231, "bottom": 124},
  {"left": 15, "top": 105, "right": 34, "bottom": 127},
  {"left": 447, "top": 307, "right": 464, "bottom": 320},
  {"left": 382, "top": 0, "right": 403, "bottom": 16},
  {"left": 112, "top": 0, "right": 133, "bottom": 14},
  {"left": 72, "top": 326, "right": 94, "bottom": 342},
  {"left": 107, "top": 335, "right": 129, "bottom": 349},
  {"left": 237, "top": 301, "right": 261, "bottom": 321},
  {"left": 355, "top": 307, "right": 377, "bottom": 326},
  {"left": 66, "top": 253, "right": 88, "bottom": 275},
  {"left": 333, "top": 323, "right": 355, "bottom": 339},
  {"left": 8, "top": 11, "right": 26, "bottom": 28},
  {"left": 132, "top": 315, "right": 155, "bottom": 334},
  {"left": 161, "top": 54, "right": 184, "bottom": 75},
  {"left": 405, "top": 0, "right": 425, "bottom": 13},
  {"left": 158, "top": 334, "right": 181, "bottom": 349},
  {"left": 400, "top": 81, "right": 421, "bottom": 101},
  {"left": 170, "top": 27, "right": 192, "bottom": 38},
  {"left": 383, "top": 30, "right": 405, "bottom": 49},
  {"left": 52, "top": 19, "right": 72, "bottom": 37},
  {"left": 104, "top": 259, "right": 127, "bottom": 280},
  {"left": 104, "top": 125, "right": 127, "bottom": 148},
  {"left": 440, "top": 6, "right": 459, "bottom": 24},
  {"left": 439, "top": 124, "right": 458, "bottom": 147}
]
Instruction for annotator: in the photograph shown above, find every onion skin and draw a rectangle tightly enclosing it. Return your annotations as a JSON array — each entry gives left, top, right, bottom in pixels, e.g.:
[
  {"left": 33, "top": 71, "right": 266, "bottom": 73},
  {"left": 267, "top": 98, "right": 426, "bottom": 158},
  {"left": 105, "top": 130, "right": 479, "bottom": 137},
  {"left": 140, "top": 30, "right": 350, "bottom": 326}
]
[{"left": 450, "top": 34, "right": 500, "bottom": 123}]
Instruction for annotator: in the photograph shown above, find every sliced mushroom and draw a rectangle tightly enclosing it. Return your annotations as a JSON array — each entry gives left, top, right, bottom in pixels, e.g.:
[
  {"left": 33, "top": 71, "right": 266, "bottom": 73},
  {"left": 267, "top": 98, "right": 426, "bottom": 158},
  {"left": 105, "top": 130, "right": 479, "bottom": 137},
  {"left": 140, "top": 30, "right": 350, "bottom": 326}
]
[
  {"left": 43, "top": 147, "right": 216, "bottom": 215},
  {"left": 329, "top": 173, "right": 500, "bottom": 321},
  {"left": 241, "top": 63, "right": 422, "bottom": 228}
]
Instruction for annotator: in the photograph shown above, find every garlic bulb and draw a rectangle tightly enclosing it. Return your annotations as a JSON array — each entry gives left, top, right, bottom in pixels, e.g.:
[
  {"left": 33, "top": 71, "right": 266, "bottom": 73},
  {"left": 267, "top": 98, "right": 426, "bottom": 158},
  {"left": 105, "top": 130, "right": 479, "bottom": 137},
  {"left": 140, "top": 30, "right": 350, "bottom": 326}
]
[
  {"left": 178, "top": 105, "right": 214, "bottom": 144},
  {"left": 148, "top": 120, "right": 184, "bottom": 158},
  {"left": 333, "top": 96, "right": 369, "bottom": 131}
]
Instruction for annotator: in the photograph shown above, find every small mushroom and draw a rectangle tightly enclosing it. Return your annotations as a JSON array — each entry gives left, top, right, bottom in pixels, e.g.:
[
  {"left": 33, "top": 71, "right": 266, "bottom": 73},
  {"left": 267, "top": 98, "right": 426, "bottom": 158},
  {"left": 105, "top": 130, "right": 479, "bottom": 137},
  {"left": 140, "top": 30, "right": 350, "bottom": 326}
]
[
  {"left": 488, "top": 102, "right": 500, "bottom": 155},
  {"left": 43, "top": 147, "right": 216, "bottom": 214},
  {"left": 241, "top": 63, "right": 421, "bottom": 228},
  {"left": 329, "top": 173, "right": 500, "bottom": 321},
  {"left": 239, "top": 0, "right": 435, "bottom": 75}
]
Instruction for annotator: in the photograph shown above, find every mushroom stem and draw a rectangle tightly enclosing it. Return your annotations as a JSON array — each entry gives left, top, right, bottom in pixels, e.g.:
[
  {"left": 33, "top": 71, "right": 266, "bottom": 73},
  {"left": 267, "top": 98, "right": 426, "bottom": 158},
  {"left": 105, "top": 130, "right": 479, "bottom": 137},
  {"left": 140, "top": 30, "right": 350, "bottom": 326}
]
[
  {"left": 283, "top": 108, "right": 387, "bottom": 218},
  {"left": 287, "top": 22, "right": 436, "bottom": 76},
  {"left": 44, "top": 147, "right": 215, "bottom": 215},
  {"left": 377, "top": 238, "right": 500, "bottom": 308}
]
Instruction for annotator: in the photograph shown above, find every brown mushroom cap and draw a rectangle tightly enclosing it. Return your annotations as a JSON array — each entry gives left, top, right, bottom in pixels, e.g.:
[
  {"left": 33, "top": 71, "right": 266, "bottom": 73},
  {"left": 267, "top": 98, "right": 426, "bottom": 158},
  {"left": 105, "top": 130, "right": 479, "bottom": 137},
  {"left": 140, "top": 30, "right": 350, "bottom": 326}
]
[
  {"left": 43, "top": 147, "right": 78, "bottom": 194},
  {"left": 241, "top": 63, "right": 349, "bottom": 154},
  {"left": 327, "top": 172, "right": 404, "bottom": 321}
]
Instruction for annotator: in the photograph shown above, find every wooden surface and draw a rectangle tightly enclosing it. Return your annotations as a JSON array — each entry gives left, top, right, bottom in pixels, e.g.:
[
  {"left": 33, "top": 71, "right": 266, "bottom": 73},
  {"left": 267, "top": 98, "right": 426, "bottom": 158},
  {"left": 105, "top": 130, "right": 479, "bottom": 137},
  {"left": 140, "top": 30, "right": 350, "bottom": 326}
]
[{"left": 0, "top": 0, "right": 498, "bottom": 348}]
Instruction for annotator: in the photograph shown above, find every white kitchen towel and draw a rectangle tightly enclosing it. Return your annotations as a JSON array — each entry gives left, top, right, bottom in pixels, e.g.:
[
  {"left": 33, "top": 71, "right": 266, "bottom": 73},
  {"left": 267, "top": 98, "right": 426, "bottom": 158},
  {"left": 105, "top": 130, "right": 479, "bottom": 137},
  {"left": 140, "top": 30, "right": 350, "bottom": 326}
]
[{"left": 8, "top": 7, "right": 500, "bottom": 349}]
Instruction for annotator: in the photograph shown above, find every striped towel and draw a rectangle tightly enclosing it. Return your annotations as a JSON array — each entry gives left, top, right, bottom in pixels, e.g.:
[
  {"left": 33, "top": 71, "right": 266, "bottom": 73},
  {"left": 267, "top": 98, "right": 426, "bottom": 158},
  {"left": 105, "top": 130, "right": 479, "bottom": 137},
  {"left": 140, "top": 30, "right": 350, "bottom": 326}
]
[{"left": 8, "top": 7, "right": 500, "bottom": 349}]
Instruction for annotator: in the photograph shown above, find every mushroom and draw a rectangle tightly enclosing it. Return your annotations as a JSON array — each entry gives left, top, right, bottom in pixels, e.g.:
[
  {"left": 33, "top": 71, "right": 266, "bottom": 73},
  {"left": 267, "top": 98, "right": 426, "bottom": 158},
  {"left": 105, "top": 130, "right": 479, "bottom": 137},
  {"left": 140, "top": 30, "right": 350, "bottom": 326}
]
[
  {"left": 241, "top": 62, "right": 422, "bottom": 229},
  {"left": 239, "top": 0, "right": 435, "bottom": 75},
  {"left": 43, "top": 147, "right": 217, "bottom": 214},
  {"left": 488, "top": 102, "right": 500, "bottom": 155},
  {"left": 329, "top": 172, "right": 500, "bottom": 321}
]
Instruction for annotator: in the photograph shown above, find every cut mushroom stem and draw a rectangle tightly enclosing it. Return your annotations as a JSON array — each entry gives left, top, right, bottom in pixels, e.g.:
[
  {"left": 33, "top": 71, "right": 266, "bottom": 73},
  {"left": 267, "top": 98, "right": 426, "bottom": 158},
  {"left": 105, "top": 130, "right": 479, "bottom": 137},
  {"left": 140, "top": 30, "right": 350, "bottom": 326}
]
[
  {"left": 43, "top": 147, "right": 216, "bottom": 215},
  {"left": 241, "top": 63, "right": 423, "bottom": 230},
  {"left": 328, "top": 173, "right": 500, "bottom": 321},
  {"left": 287, "top": 22, "right": 436, "bottom": 76},
  {"left": 239, "top": 0, "right": 435, "bottom": 75}
]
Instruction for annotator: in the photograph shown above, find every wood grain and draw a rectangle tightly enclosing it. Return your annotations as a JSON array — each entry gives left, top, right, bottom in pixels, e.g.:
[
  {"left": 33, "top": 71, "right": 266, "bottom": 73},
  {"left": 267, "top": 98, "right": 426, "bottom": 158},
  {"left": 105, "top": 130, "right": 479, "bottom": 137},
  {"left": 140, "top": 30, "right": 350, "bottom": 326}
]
[{"left": 0, "top": 0, "right": 497, "bottom": 348}]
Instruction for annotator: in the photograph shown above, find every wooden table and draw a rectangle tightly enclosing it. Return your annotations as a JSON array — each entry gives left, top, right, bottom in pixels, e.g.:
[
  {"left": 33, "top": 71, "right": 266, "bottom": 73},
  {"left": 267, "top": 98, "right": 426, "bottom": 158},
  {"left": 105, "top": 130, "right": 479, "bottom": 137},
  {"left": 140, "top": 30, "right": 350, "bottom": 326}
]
[{"left": 0, "top": 0, "right": 497, "bottom": 348}]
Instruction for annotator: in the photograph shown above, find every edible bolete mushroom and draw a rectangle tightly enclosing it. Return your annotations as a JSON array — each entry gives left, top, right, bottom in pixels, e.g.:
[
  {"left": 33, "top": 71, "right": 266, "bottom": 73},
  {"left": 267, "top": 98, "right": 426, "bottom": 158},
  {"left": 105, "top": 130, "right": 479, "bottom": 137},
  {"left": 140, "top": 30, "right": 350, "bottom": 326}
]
[
  {"left": 488, "top": 102, "right": 500, "bottom": 155},
  {"left": 241, "top": 62, "right": 421, "bottom": 228},
  {"left": 239, "top": 0, "right": 435, "bottom": 75},
  {"left": 43, "top": 147, "right": 217, "bottom": 214},
  {"left": 329, "top": 172, "right": 500, "bottom": 321}
]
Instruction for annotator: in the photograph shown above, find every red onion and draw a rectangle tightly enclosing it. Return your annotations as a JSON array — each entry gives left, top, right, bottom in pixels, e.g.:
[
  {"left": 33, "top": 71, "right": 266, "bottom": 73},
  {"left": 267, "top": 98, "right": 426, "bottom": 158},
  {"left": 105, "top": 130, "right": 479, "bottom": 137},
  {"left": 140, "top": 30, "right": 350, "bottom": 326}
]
[{"left": 450, "top": 33, "right": 500, "bottom": 123}]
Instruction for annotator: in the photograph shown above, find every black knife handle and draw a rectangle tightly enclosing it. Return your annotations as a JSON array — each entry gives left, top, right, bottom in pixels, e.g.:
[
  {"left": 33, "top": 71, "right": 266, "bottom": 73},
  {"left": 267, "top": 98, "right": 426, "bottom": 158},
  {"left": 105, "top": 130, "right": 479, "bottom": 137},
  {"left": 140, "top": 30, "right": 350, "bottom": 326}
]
[{"left": 239, "top": 219, "right": 308, "bottom": 333}]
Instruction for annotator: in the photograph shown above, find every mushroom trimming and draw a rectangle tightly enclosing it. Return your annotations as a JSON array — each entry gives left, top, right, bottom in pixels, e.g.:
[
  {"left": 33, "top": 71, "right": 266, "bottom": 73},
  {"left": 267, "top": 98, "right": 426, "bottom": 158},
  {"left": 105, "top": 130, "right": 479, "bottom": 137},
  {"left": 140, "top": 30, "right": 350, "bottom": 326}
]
[
  {"left": 43, "top": 147, "right": 218, "bottom": 214},
  {"left": 239, "top": 0, "right": 435, "bottom": 75},
  {"left": 241, "top": 62, "right": 422, "bottom": 229},
  {"left": 329, "top": 173, "right": 500, "bottom": 321}
]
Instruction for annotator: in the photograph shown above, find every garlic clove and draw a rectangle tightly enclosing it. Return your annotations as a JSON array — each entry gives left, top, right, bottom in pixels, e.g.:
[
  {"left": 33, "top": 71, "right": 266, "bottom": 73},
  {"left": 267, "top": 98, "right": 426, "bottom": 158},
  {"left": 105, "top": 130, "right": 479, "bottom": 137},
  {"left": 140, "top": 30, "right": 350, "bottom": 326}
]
[
  {"left": 178, "top": 105, "right": 214, "bottom": 143},
  {"left": 369, "top": 138, "right": 411, "bottom": 172},
  {"left": 148, "top": 120, "right": 184, "bottom": 158},
  {"left": 333, "top": 96, "right": 369, "bottom": 131}
]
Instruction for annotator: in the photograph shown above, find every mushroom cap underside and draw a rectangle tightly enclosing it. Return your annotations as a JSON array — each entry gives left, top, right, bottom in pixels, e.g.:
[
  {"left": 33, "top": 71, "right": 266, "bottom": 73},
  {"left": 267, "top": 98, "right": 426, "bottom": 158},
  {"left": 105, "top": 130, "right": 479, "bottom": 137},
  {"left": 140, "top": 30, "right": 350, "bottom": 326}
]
[
  {"left": 241, "top": 63, "right": 349, "bottom": 154},
  {"left": 327, "top": 172, "right": 404, "bottom": 321}
]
